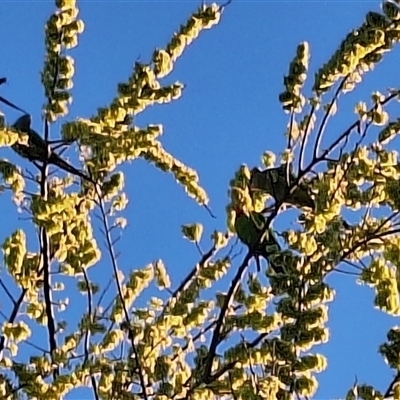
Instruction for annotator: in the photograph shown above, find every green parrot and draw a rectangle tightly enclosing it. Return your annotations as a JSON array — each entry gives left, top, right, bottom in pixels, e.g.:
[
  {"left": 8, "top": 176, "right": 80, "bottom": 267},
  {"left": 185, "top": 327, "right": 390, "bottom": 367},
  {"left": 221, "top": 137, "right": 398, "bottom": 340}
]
[
  {"left": 250, "top": 164, "right": 315, "bottom": 210},
  {"left": 11, "top": 114, "right": 95, "bottom": 184},
  {"left": 234, "top": 208, "right": 284, "bottom": 273}
]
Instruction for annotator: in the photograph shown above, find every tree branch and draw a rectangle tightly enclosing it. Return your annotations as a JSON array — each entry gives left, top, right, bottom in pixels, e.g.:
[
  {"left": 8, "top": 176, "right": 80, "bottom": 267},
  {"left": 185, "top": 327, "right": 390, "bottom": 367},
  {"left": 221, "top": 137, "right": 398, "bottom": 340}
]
[
  {"left": 202, "top": 251, "right": 252, "bottom": 383},
  {"left": 96, "top": 187, "right": 149, "bottom": 400}
]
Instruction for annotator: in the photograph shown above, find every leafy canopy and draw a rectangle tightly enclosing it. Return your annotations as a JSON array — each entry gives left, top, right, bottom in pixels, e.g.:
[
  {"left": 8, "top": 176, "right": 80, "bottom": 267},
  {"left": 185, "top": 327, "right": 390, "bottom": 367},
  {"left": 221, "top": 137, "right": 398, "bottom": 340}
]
[{"left": 1, "top": 1, "right": 400, "bottom": 400}]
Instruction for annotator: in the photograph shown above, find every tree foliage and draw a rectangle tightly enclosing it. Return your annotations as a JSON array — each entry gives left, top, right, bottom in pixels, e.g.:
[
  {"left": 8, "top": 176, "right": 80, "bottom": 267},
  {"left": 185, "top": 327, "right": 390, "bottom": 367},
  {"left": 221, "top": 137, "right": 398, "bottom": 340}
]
[{"left": 2, "top": 0, "right": 400, "bottom": 399}]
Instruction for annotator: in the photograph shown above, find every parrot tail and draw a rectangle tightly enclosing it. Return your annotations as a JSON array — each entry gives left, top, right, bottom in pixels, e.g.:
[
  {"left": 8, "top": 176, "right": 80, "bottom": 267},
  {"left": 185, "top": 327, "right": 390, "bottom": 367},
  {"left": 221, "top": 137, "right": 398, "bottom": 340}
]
[{"left": 49, "top": 153, "right": 96, "bottom": 184}]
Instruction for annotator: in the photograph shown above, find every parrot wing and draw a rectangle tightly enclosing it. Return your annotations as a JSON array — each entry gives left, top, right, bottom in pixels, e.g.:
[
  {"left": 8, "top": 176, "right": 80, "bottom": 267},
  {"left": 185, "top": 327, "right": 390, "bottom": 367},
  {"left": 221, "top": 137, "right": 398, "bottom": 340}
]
[
  {"left": 11, "top": 114, "right": 96, "bottom": 185},
  {"left": 250, "top": 165, "right": 315, "bottom": 210},
  {"left": 250, "top": 165, "right": 290, "bottom": 203},
  {"left": 235, "top": 210, "right": 284, "bottom": 273},
  {"left": 249, "top": 211, "right": 266, "bottom": 230},
  {"left": 250, "top": 168, "right": 273, "bottom": 193},
  {"left": 234, "top": 212, "right": 260, "bottom": 249}
]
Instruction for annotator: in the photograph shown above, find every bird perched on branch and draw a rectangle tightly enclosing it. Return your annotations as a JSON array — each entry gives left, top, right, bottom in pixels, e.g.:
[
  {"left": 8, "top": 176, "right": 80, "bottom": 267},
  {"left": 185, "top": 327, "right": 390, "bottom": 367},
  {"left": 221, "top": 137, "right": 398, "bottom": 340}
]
[
  {"left": 250, "top": 164, "right": 315, "bottom": 211},
  {"left": 234, "top": 207, "right": 283, "bottom": 273},
  {"left": 11, "top": 114, "right": 95, "bottom": 184}
]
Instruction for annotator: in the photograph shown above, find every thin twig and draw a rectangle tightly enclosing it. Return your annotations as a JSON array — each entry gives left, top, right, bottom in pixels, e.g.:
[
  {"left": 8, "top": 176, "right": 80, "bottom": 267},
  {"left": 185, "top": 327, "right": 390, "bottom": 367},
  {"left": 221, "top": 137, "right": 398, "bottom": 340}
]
[
  {"left": 0, "top": 288, "right": 27, "bottom": 353},
  {"left": 96, "top": 185, "right": 149, "bottom": 400},
  {"left": 82, "top": 268, "right": 99, "bottom": 400},
  {"left": 313, "top": 76, "right": 349, "bottom": 161},
  {"left": 0, "top": 278, "right": 16, "bottom": 304},
  {"left": 202, "top": 252, "right": 252, "bottom": 382},
  {"left": 298, "top": 105, "right": 315, "bottom": 172}
]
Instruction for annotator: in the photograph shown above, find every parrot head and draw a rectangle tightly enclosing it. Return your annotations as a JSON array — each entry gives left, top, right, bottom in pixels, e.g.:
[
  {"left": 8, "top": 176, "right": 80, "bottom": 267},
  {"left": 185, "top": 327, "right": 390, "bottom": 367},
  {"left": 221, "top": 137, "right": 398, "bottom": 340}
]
[
  {"left": 232, "top": 203, "right": 250, "bottom": 219},
  {"left": 13, "top": 114, "right": 31, "bottom": 133}
]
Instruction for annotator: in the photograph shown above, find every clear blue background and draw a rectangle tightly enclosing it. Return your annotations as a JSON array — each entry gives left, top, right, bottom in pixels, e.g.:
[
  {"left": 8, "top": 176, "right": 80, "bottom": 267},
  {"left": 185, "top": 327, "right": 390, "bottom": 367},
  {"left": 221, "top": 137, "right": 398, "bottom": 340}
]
[{"left": 1, "top": 1, "right": 399, "bottom": 399}]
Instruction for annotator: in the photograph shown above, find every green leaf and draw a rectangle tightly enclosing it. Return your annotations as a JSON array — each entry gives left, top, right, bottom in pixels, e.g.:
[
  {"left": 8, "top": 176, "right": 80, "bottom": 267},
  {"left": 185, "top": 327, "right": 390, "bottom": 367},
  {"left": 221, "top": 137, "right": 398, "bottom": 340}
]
[{"left": 182, "top": 223, "right": 203, "bottom": 242}]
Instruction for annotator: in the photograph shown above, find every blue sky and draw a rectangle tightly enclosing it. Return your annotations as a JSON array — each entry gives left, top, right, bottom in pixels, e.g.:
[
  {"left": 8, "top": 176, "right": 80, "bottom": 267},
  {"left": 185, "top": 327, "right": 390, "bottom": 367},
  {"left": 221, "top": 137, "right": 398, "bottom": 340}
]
[{"left": 1, "top": 1, "right": 399, "bottom": 399}]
